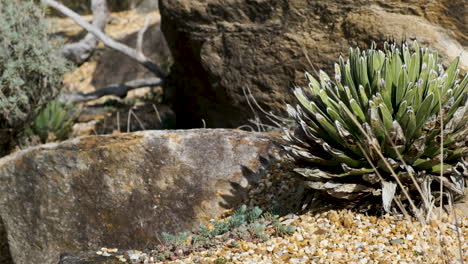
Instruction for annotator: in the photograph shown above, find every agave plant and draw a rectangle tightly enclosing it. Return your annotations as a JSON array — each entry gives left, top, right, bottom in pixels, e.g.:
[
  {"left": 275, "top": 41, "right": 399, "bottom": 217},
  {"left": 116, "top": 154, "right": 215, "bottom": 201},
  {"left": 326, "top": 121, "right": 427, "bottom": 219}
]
[
  {"left": 30, "top": 101, "right": 77, "bottom": 143},
  {"left": 285, "top": 41, "right": 467, "bottom": 212}
]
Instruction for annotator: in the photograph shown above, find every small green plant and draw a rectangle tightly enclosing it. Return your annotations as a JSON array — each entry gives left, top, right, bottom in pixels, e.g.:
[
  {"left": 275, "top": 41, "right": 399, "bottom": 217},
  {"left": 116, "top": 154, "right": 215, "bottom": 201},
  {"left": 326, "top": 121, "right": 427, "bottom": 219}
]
[
  {"left": 248, "top": 222, "right": 267, "bottom": 240},
  {"left": 273, "top": 221, "right": 297, "bottom": 236},
  {"left": 0, "top": 0, "right": 69, "bottom": 154},
  {"left": 156, "top": 251, "right": 171, "bottom": 261},
  {"left": 285, "top": 41, "right": 467, "bottom": 214},
  {"left": 214, "top": 257, "right": 228, "bottom": 264},
  {"left": 261, "top": 212, "right": 297, "bottom": 236},
  {"left": 201, "top": 205, "right": 263, "bottom": 237},
  {"left": 29, "top": 101, "right": 77, "bottom": 143},
  {"left": 161, "top": 232, "right": 189, "bottom": 248}
]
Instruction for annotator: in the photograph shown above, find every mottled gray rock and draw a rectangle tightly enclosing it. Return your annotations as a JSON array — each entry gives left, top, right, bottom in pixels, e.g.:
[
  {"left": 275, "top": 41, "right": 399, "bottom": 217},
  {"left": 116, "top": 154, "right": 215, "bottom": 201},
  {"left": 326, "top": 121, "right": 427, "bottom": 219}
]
[{"left": 0, "top": 129, "right": 283, "bottom": 264}]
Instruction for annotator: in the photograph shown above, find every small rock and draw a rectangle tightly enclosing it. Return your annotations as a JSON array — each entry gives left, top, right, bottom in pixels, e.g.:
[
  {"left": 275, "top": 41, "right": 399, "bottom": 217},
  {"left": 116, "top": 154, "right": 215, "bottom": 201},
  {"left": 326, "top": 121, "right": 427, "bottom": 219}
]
[
  {"left": 389, "top": 238, "right": 404, "bottom": 245},
  {"left": 342, "top": 215, "right": 353, "bottom": 228}
]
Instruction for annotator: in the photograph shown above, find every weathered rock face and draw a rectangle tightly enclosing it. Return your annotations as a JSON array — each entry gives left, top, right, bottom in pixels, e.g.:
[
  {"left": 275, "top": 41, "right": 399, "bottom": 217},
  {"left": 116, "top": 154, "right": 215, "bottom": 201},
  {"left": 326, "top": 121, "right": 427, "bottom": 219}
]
[
  {"left": 0, "top": 218, "right": 13, "bottom": 264},
  {"left": 159, "top": 0, "right": 467, "bottom": 128},
  {"left": 0, "top": 129, "right": 282, "bottom": 264}
]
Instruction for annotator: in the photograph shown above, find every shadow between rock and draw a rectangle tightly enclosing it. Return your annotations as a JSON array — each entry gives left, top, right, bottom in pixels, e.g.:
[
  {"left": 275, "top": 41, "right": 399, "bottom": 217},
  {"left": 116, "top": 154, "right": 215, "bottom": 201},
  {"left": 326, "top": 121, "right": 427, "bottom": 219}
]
[
  {"left": 0, "top": 216, "right": 13, "bottom": 264},
  {"left": 91, "top": 22, "right": 171, "bottom": 89}
]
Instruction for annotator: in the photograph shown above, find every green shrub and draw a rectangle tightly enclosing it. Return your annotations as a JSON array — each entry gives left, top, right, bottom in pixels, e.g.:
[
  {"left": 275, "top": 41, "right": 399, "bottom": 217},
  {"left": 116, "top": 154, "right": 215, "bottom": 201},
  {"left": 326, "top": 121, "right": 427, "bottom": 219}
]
[
  {"left": 0, "top": 0, "right": 69, "bottom": 154},
  {"left": 285, "top": 41, "right": 467, "bottom": 213}
]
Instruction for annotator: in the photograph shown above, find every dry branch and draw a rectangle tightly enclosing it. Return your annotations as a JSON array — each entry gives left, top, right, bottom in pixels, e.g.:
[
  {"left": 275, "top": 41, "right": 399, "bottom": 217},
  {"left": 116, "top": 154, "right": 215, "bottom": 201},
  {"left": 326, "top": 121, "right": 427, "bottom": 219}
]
[
  {"left": 59, "top": 77, "right": 163, "bottom": 103},
  {"left": 57, "top": 0, "right": 109, "bottom": 65},
  {"left": 137, "top": 15, "right": 151, "bottom": 56},
  {"left": 42, "top": 0, "right": 168, "bottom": 79}
]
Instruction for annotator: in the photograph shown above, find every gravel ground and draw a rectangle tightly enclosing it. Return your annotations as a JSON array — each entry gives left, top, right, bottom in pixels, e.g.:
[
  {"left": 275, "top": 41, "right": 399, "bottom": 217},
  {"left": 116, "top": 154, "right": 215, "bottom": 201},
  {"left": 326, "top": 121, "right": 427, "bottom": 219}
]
[
  {"left": 159, "top": 160, "right": 467, "bottom": 263},
  {"left": 163, "top": 209, "right": 467, "bottom": 264},
  {"left": 92, "top": 159, "right": 467, "bottom": 264}
]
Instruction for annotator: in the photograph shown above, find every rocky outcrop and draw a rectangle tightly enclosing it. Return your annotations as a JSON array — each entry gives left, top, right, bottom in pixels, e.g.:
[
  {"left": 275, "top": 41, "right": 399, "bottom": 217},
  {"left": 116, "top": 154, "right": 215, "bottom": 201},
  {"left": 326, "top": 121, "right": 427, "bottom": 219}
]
[
  {"left": 0, "top": 129, "right": 283, "bottom": 264},
  {"left": 159, "top": 0, "right": 467, "bottom": 128}
]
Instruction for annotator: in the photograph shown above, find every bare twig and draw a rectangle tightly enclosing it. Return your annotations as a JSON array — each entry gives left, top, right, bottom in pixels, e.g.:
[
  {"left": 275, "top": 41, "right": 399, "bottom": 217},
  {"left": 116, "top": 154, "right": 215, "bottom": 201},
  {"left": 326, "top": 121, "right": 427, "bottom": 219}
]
[
  {"left": 439, "top": 93, "right": 444, "bottom": 217},
  {"left": 137, "top": 15, "right": 151, "bottom": 56},
  {"left": 248, "top": 119, "right": 283, "bottom": 131},
  {"left": 386, "top": 133, "right": 431, "bottom": 211},
  {"left": 245, "top": 85, "right": 293, "bottom": 123},
  {"left": 236, "top": 125, "right": 256, "bottom": 131},
  {"left": 393, "top": 197, "right": 410, "bottom": 219},
  {"left": 129, "top": 109, "right": 146, "bottom": 130},
  {"left": 127, "top": 109, "right": 132, "bottom": 133},
  {"left": 449, "top": 196, "right": 465, "bottom": 264},
  {"left": 42, "top": 0, "right": 167, "bottom": 78},
  {"left": 152, "top": 104, "right": 162, "bottom": 123},
  {"left": 301, "top": 44, "right": 320, "bottom": 77},
  {"left": 59, "top": 77, "right": 163, "bottom": 103},
  {"left": 355, "top": 142, "right": 411, "bottom": 218},
  {"left": 58, "top": 0, "right": 109, "bottom": 65},
  {"left": 116, "top": 111, "right": 121, "bottom": 132},
  {"left": 242, "top": 86, "right": 263, "bottom": 131}
]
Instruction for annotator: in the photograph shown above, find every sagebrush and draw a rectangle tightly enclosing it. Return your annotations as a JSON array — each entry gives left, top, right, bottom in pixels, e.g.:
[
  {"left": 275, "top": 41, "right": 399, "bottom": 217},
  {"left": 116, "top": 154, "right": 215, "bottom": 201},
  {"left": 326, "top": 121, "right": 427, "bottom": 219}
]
[{"left": 0, "top": 0, "right": 69, "bottom": 154}]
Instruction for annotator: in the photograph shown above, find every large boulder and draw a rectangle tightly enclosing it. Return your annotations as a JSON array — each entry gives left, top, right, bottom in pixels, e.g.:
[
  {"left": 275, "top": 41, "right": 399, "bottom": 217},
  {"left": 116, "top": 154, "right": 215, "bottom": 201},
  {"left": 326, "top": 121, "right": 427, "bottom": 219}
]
[
  {"left": 0, "top": 129, "right": 283, "bottom": 264},
  {"left": 0, "top": 218, "right": 13, "bottom": 264},
  {"left": 159, "top": 0, "right": 467, "bottom": 128}
]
